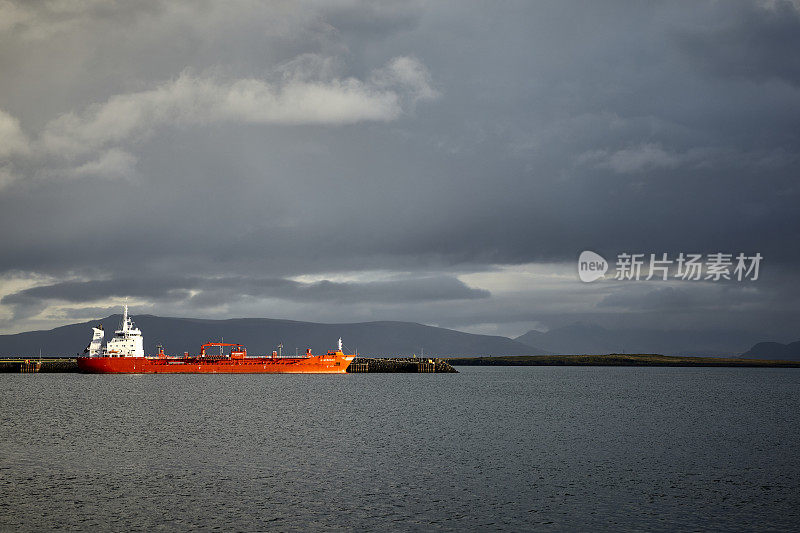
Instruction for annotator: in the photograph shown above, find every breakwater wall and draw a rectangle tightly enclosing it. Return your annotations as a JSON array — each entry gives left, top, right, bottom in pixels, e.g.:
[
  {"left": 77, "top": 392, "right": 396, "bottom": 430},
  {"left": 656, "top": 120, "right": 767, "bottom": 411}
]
[
  {"left": 346, "top": 357, "right": 458, "bottom": 373},
  {"left": 0, "top": 359, "right": 79, "bottom": 373}
]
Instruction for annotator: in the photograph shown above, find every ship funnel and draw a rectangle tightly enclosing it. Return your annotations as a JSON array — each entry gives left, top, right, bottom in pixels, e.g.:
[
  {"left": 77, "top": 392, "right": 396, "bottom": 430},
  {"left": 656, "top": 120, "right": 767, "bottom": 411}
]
[
  {"left": 88, "top": 325, "right": 104, "bottom": 356},
  {"left": 338, "top": 337, "right": 342, "bottom": 352}
]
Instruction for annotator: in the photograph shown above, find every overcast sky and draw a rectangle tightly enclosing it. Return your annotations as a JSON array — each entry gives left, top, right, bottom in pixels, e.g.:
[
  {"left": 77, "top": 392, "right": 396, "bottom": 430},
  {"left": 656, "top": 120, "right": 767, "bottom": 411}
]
[{"left": 1, "top": 0, "right": 798, "bottom": 340}]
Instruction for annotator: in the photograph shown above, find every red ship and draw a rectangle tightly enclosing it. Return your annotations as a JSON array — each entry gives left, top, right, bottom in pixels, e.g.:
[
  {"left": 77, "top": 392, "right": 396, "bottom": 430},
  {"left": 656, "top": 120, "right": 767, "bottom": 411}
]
[{"left": 76, "top": 305, "right": 354, "bottom": 374}]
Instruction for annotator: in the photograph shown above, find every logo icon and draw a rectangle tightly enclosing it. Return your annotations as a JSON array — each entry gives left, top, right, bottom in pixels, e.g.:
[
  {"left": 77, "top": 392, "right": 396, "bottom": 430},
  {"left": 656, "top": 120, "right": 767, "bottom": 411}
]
[{"left": 578, "top": 250, "right": 608, "bottom": 282}]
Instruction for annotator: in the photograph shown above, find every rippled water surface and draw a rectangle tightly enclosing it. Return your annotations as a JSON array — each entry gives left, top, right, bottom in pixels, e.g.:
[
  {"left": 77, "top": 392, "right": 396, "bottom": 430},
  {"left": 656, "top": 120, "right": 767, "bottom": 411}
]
[{"left": 2, "top": 367, "right": 800, "bottom": 531}]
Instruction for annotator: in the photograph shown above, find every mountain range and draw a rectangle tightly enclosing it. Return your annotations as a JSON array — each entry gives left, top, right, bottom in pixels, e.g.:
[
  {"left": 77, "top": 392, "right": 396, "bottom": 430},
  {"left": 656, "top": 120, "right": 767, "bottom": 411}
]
[
  {"left": 1, "top": 314, "right": 795, "bottom": 360},
  {"left": 741, "top": 341, "right": 800, "bottom": 361},
  {"left": 514, "top": 323, "right": 775, "bottom": 357},
  {"left": 0, "top": 314, "right": 541, "bottom": 358}
]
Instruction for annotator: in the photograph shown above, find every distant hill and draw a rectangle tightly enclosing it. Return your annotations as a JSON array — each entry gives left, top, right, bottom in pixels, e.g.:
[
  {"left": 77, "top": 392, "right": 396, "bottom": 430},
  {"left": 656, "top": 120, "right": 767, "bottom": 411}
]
[
  {"left": 0, "top": 314, "right": 541, "bottom": 358},
  {"left": 515, "top": 323, "right": 767, "bottom": 357},
  {"left": 741, "top": 341, "right": 800, "bottom": 361}
]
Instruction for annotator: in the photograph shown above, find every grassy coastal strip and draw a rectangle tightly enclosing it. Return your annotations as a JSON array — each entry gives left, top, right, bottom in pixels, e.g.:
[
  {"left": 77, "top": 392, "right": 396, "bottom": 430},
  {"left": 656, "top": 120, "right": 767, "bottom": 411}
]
[{"left": 446, "top": 354, "right": 800, "bottom": 367}]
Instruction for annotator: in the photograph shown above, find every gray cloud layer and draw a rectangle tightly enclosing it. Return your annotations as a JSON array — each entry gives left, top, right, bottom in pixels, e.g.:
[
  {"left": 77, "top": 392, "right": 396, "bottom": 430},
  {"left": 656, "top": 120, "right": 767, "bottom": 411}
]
[{"left": 1, "top": 1, "right": 798, "bottom": 340}]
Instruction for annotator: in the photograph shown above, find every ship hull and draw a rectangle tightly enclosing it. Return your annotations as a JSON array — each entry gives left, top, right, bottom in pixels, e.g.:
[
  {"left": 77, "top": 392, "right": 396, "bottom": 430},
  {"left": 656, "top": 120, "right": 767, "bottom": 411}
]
[{"left": 77, "top": 354, "right": 354, "bottom": 374}]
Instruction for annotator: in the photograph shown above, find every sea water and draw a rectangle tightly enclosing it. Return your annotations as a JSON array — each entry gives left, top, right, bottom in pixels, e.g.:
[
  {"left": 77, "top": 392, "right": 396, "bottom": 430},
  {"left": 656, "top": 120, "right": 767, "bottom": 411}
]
[{"left": 2, "top": 367, "right": 799, "bottom": 531}]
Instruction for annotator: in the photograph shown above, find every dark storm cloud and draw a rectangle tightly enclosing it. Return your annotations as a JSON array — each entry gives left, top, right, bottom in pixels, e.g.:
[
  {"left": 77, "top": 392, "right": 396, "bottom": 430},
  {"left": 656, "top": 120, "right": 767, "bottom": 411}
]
[
  {"left": 1, "top": 274, "right": 488, "bottom": 320},
  {"left": 597, "top": 286, "right": 703, "bottom": 312},
  {"left": 594, "top": 284, "right": 769, "bottom": 313},
  {"left": 57, "top": 306, "right": 124, "bottom": 320},
  {"left": 1, "top": 278, "right": 194, "bottom": 305},
  {"left": 0, "top": 1, "right": 798, "bottom": 338},
  {"left": 319, "top": 1, "right": 423, "bottom": 38},
  {"left": 675, "top": 0, "right": 800, "bottom": 86}
]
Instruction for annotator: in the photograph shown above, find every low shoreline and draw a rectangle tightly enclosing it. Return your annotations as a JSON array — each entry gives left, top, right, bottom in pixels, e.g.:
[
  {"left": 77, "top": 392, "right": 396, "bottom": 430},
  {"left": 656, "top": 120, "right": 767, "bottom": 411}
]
[{"left": 446, "top": 354, "right": 800, "bottom": 367}]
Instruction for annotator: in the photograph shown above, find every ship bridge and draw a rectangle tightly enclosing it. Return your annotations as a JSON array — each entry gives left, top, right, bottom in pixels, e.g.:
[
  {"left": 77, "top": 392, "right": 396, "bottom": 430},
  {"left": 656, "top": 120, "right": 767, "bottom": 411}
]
[{"left": 93, "top": 304, "right": 144, "bottom": 357}]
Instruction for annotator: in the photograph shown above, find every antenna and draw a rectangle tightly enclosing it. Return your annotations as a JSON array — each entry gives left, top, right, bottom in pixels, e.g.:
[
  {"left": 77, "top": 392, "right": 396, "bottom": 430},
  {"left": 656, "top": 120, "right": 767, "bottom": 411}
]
[{"left": 121, "top": 300, "right": 129, "bottom": 333}]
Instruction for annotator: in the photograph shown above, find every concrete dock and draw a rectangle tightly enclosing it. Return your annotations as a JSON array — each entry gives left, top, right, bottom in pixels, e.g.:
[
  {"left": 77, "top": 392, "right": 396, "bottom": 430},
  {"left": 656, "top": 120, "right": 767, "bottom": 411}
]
[
  {"left": 0, "top": 359, "right": 79, "bottom": 373},
  {"left": 346, "top": 357, "right": 458, "bottom": 373}
]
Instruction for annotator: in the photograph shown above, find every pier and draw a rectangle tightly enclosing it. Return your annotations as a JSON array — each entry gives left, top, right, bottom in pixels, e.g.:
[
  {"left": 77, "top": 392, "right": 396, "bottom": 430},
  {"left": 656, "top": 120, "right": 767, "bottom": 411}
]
[
  {"left": 346, "top": 357, "right": 458, "bottom": 373},
  {"left": 0, "top": 359, "right": 79, "bottom": 373}
]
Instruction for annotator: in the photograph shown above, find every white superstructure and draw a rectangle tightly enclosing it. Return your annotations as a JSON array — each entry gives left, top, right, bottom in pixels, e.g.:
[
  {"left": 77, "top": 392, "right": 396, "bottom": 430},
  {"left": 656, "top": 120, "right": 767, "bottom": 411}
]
[{"left": 85, "top": 304, "right": 144, "bottom": 357}]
